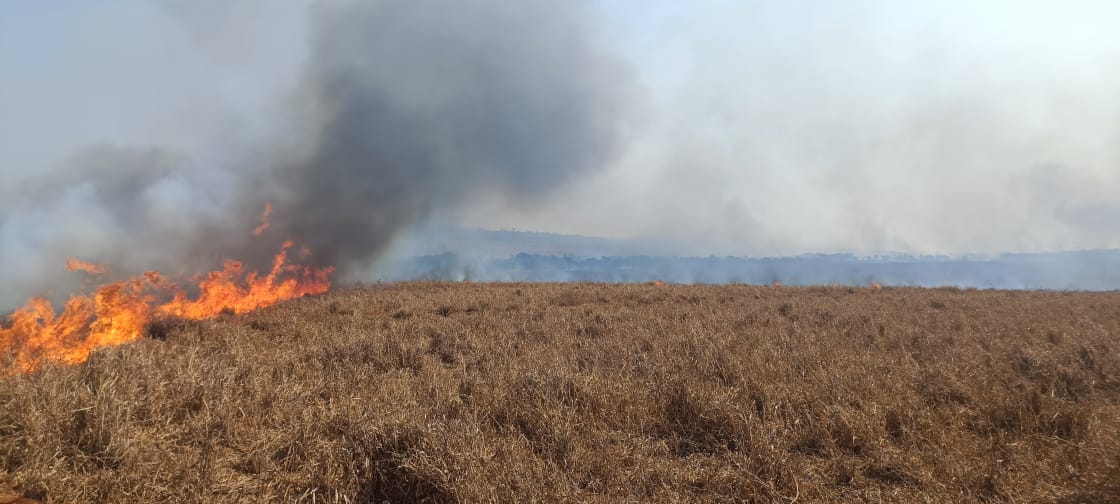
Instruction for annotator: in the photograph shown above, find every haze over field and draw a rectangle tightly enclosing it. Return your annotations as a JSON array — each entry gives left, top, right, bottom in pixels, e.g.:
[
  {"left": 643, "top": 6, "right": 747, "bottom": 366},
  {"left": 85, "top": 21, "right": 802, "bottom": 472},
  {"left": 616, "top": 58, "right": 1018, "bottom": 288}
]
[{"left": 3, "top": 1, "right": 1120, "bottom": 308}]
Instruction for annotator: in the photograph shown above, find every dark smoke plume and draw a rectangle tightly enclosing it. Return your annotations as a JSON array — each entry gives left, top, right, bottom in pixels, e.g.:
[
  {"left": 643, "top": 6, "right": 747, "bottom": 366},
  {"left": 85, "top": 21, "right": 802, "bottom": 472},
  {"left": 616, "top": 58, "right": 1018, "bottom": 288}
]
[
  {"left": 0, "top": 0, "right": 632, "bottom": 309},
  {"left": 253, "top": 0, "right": 631, "bottom": 276}
]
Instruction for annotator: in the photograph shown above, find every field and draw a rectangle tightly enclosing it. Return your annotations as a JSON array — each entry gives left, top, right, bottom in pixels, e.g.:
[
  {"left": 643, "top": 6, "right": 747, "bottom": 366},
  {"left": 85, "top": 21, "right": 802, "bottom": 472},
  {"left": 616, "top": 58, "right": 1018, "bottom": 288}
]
[{"left": 2, "top": 283, "right": 1119, "bottom": 503}]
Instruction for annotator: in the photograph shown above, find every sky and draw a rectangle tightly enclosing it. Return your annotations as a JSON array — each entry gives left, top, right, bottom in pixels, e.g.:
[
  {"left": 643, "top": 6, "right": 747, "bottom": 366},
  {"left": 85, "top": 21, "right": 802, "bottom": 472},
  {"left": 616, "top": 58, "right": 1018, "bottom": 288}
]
[{"left": 2, "top": 0, "right": 1119, "bottom": 287}]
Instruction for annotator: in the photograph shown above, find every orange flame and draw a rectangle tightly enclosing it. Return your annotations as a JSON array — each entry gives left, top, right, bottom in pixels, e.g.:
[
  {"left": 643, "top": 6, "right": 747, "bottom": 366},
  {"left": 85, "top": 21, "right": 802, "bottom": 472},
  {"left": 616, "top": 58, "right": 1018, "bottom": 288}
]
[
  {"left": 772, "top": 281, "right": 782, "bottom": 288},
  {"left": 1, "top": 242, "right": 332, "bottom": 374},
  {"left": 66, "top": 258, "right": 106, "bottom": 275},
  {"left": 651, "top": 280, "right": 665, "bottom": 286},
  {"left": 161, "top": 241, "right": 333, "bottom": 319},
  {"left": 871, "top": 280, "right": 882, "bottom": 290},
  {"left": 252, "top": 202, "right": 273, "bottom": 236}
]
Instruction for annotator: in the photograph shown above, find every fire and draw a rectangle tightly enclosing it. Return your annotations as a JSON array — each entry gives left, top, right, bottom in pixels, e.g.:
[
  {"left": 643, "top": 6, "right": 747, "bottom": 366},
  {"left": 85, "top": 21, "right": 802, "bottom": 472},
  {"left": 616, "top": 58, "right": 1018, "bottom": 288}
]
[
  {"left": 1, "top": 242, "right": 332, "bottom": 374},
  {"left": 252, "top": 201, "right": 273, "bottom": 236},
  {"left": 161, "top": 241, "right": 332, "bottom": 319},
  {"left": 871, "top": 280, "right": 882, "bottom": 290},
  {"left": 66, "top": 258, "right": 106, "bottom": 275},
  {"left": 651, "top": 280, "right": 665, "bottom": 286},
  {"left": 772, "top": 280, "right": 782, "bottom": 288}
]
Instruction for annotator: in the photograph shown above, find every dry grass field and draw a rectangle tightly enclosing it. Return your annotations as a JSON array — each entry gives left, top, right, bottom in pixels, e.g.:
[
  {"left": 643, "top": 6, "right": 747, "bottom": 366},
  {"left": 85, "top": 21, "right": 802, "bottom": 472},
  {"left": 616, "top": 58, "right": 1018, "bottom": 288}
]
[{"left": 2, "top": 283, "right": 1119, "bottom": 503}]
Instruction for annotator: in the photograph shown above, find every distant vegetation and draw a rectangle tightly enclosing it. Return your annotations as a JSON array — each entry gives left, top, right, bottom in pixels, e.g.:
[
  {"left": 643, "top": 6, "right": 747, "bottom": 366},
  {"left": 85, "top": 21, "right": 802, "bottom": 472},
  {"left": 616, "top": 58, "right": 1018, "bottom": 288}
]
[
  {"left": 378, "top": 248, "right": 1120, "bottom": 290},
  {"left": 2, "top": 283, "right": 1119, "bottom": 502}
]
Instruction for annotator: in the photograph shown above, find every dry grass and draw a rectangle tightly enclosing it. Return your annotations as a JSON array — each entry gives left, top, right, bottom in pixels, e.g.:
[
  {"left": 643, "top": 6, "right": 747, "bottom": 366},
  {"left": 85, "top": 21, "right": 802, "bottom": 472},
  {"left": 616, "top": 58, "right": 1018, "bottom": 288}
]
[{"left": 2, "top": 283, "right": 1119, "bottom": 503}]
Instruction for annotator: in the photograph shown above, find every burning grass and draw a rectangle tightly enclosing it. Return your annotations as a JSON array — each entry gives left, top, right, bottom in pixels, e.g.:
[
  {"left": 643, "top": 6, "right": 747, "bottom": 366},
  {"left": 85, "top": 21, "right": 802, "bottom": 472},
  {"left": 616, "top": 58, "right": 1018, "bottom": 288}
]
[
  {"left": 2, "top": 283, "right": 1119, "bottom": 502},
  {"left": 0, "top": 241, "right": 332, "bottom": 374}
]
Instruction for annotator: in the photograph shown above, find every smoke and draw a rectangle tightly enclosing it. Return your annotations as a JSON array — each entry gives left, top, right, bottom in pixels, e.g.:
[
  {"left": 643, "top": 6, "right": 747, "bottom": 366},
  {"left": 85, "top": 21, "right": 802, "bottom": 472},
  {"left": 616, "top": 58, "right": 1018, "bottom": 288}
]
[
  {"left": 258, "top": 0, "right": 630, "bottom": 276},
  {"left": 0, "top": 145, "right": 240, "bottom": 309},
  {"left": 0, "top": 0, "right": 632, "bottom": 309},
  {"left": 5, "top": 0, "right": 1120, "bottom": 310},
  {"left": 463, "top": 1, "right": 1120, "bottom": 256}
]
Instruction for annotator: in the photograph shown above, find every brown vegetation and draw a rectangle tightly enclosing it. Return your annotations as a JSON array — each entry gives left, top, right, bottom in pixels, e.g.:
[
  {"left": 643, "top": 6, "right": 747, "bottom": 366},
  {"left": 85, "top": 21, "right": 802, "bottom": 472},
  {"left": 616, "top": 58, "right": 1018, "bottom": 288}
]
[{"left": 2, "top": 283, "right": 1119, "bottom": 502}]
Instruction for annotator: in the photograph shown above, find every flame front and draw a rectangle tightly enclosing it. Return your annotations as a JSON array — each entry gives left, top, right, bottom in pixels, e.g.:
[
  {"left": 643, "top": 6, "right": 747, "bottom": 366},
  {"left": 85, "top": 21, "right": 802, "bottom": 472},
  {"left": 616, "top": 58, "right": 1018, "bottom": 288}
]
[
  {"left": 1, "top": 243, "right": 332, "bottom": 374},
  {"left": 161, "top": 241, "right": 333, "bottom": 319}
]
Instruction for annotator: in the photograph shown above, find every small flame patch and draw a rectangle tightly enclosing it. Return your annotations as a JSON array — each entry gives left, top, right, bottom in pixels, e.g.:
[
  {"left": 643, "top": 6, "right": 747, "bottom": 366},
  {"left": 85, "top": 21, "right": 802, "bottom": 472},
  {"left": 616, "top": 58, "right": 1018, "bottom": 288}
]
[
  {"left": 252, "top": 202, "right": 273, "bottom": 236},
  {"left": 66, "top": 259, "right": 106, "bottom": 275}
]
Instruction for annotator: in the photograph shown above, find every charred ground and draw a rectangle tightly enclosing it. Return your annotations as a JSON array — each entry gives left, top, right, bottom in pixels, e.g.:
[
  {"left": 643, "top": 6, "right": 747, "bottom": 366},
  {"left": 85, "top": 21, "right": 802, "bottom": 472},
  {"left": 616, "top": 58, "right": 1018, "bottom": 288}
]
[{"left": 2, "top": 283, "right": 1119, "bottom": 502}]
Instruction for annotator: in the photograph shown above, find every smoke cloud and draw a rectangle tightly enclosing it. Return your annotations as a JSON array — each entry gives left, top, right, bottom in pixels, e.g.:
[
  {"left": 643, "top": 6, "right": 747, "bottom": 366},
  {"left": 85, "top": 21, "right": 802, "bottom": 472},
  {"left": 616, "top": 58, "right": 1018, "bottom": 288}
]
[
  {"left": 464, "top": 1, "right": 1120, "bottom": 256},
  {"left": 0, "top": 0, "right": 632, "bottom": 309},
  {"left": 258, "top": 0, "right": 630, "bottom": 275},
  {"left": 4, "top": 0, "right": 1120, "bottom": 310}
]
